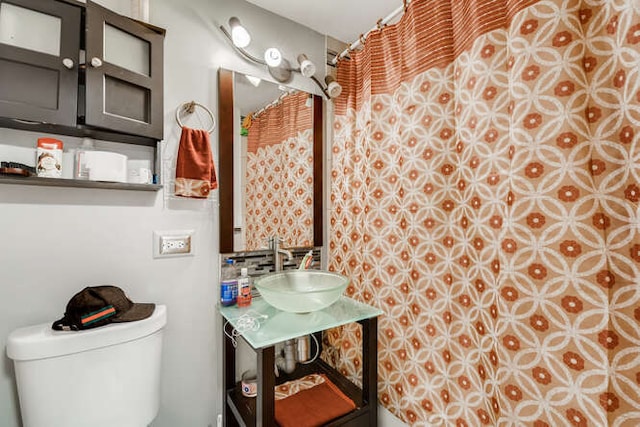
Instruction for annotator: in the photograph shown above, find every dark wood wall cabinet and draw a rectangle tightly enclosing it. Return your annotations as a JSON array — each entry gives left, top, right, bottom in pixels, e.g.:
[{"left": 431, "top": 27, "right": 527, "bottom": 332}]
[{"left": 0, "top": 0, "right": 164, "bottom": 145}]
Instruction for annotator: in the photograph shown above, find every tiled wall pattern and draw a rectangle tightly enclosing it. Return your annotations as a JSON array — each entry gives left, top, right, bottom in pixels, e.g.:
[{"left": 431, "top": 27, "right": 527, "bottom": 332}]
[{"left": 221, "top": 248, "right": 322, "bottom": 279}]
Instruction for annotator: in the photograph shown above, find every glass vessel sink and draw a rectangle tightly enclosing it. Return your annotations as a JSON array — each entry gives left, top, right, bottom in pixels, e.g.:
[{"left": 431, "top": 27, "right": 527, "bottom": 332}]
[{"left": 253, "top": 270, "right": 349, "bottom": 313}]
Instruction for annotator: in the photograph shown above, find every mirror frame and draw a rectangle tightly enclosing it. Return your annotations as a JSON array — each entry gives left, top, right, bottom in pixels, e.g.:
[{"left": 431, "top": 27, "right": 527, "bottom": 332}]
[{"left": 218, "top": 68, "right": 323, "bottom": 254}]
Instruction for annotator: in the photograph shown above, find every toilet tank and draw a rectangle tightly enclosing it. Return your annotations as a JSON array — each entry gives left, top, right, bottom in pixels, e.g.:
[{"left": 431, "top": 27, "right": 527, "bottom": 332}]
[{"left": 7, "top": 304, "right": 167, "bottom": 427}]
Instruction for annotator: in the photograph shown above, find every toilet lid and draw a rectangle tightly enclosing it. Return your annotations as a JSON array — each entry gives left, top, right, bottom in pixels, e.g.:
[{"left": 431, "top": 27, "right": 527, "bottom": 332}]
[{"left": 7, "top": 305, "right": 166, "bottom": 360}]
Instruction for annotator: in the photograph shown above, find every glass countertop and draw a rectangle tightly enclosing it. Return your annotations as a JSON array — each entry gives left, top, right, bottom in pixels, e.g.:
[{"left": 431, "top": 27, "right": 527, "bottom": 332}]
[{"left": 218, "top": 296, "right": 382, "bottom": 349}]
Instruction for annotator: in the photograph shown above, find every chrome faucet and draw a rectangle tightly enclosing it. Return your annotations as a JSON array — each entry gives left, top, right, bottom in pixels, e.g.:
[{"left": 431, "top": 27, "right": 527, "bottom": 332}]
[{"left": 269, "top": 236, "right": 293, "bottom": 271}]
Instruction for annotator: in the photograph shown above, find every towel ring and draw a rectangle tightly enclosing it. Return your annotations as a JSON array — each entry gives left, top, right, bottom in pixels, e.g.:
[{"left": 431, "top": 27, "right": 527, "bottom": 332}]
[{"left": 176, "top": 101, "right": 216, "bottom": 134}]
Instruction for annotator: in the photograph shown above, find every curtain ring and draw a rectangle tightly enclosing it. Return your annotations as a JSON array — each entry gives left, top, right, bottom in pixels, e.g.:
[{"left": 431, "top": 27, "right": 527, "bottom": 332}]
[
  {"left": 376, "top": 18, "right": 384, "bottom": 30},
  {"left": 403, "top": 0, "right": 409, "bottom": 11},
  {"left": 359, "top": 33, "right": 366, "bottom": 45},
  {"left": 341, "top": 46, "right": 353, "bottom": 61}
]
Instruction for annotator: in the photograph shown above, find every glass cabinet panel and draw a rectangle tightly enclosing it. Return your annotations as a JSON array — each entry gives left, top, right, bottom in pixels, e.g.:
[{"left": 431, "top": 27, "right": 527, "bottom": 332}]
[
  {"left": 0, "top": 2, "right": 61, "bottom": 56},
  {"left": 104, "top": 24, "right": 150, "bottom": 76}
]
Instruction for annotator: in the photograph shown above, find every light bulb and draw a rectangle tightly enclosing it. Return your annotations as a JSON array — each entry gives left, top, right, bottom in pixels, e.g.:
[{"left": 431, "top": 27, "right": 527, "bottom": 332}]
[
  {"left": 325, "top": 75, "right": 342, "bottom": 98},
  {"left": 297, "top": 54, "right": 316, "bottom": 78},
  {"left": 229, "top": 17, "right": 250, "bottom": 48},
  {"left": 327, "top": 81, "right": 342, "bottom": 98},
  {"left": 264, "top": 48, "right": 282, "bottom": 67}
]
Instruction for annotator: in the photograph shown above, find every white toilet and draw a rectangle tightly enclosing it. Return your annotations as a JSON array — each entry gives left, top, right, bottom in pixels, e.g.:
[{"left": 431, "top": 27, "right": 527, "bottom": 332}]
[{"left": 6, "top": 304, "right": 167, "bottom": 427}]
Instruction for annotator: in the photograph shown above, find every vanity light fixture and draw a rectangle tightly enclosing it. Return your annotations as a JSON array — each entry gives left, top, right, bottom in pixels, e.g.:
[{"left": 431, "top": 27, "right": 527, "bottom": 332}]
[
  {"left": 297, "top": 54, "right": 316, "bottom": 78},
  {"left": 325, "top": 75, "right": 343, "bottom": 98},
  {"left": 268, "top": 58, "right": 292, "bottom": 84},
  {"left": 228, "top": 17, "right": 251, "bottom": 48},
  {"left": 219, "top": 17, "right": 343, "bottom": 99},
  {"left": 264, "top": 48, "right": 283, "bottom": 67}
]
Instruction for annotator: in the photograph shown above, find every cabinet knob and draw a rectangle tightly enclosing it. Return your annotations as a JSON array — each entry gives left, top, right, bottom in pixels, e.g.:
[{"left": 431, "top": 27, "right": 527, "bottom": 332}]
[
  {"left": 90, "top": 57, "right": 103, "bottom": 68},
  {"left": 62, "top": 58, "right": 75, "bottom": 69}
]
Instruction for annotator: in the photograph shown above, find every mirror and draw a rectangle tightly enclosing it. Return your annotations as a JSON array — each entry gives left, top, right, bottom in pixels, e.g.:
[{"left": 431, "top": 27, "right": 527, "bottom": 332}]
[{"left": 218, "top": 68, "right": 323, "bottom": 253}]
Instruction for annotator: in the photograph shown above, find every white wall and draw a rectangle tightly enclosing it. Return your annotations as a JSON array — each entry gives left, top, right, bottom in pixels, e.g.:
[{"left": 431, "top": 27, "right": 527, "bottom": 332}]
[{"left": 0, "top": 1, "right": 324, "bottom": 426}]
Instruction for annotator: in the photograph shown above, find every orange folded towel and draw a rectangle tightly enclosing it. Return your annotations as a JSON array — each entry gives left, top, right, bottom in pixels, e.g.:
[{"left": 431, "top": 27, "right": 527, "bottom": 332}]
[
  {"left": 175, "top": 127, "right": 217, "bottom": 198},
  {"left": 274, "top": 374, "right": 356, "bottom": 427}
]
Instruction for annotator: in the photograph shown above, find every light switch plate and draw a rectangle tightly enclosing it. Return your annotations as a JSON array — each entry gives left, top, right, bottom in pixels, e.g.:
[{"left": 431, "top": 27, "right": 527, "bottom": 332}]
[{"left": 153, "top": 230, "right": 195, "bottom": 258}]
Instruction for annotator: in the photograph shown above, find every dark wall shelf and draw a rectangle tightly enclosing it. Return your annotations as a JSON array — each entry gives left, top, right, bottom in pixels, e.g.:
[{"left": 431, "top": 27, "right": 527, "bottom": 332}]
[{"left": 0, "top": 175, "right": 162, "bottom": 191}]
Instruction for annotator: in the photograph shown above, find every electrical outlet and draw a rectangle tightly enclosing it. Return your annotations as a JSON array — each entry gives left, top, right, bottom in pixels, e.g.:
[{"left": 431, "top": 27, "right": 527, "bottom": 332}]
[
  {"left": 153, "top": 230, "right": 194, "bottom": 258},
  {"left": 160, "top": 235, "right": 191, "bottom": 254}
]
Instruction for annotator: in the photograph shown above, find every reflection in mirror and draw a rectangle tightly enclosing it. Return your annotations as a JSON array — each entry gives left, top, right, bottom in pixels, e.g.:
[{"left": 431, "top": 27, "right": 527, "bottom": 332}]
[
  {"left": 218, "top": 69, "right": 323, "bottom": 254},
  {"left": 242, "top": 89, "right": 314, "bottom": 250}
]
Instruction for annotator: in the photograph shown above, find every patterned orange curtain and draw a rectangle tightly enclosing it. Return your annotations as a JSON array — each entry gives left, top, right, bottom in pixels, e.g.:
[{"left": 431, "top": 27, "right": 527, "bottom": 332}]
[
  {"left": 328, "top": 0, "right": 640, "bottom": 425},
  {"left": 245, "top": 91, "right": 314, "bottom": 250}
]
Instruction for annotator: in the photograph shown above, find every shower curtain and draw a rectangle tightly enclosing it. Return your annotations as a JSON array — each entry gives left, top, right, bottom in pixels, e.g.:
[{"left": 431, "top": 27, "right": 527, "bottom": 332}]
[
  {"left": 327, "top": 0, "right": 640, "bottom": 425},
  {"left": 244, "top": 91, "right": 314, "bottom": 250}
]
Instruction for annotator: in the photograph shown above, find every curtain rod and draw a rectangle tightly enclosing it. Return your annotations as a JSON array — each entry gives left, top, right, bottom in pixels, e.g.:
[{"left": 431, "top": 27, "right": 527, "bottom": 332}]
[
  {"left": 332, "top": 1, "right": 410, "bottom": 65},
  {"left": 254, "top": 90, "right": 298, "bottom": 118}
]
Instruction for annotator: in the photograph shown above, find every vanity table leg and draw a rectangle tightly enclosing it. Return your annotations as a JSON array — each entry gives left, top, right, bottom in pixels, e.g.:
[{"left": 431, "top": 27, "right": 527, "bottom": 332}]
[
  {"left": 359, "top": 317, "right": 378, "bottom": 426},
  {"left": 222, "top": 319, "right": 238, "bottom": 426},
  {"left": 256, "top": 346, "right": 276, "bottom": 426}
]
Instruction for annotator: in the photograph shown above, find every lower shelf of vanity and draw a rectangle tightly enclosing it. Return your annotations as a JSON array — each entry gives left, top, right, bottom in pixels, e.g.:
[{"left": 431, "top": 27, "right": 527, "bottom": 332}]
[{"left": 226, "top": 359, "right": 374, "bottom": 427}]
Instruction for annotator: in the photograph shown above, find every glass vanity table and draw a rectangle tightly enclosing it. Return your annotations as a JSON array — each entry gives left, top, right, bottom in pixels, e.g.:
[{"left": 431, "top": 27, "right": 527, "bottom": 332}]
[{"left": 219, "top": 297, "right": 382, "bottom": 427}]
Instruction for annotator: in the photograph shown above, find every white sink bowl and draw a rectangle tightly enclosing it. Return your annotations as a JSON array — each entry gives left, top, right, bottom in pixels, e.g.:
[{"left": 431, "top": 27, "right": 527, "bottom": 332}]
[{"left": 254, "top": 270, "right": 349, "bottom": 313}]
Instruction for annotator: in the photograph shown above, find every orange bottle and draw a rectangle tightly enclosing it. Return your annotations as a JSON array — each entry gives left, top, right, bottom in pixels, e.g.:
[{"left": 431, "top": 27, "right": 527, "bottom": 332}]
[{"left": 237, "top": 267, "right": 252, "bottom": 307}]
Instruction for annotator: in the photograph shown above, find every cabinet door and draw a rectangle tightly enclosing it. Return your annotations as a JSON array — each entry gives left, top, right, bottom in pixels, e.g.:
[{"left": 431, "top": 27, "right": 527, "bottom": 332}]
[
  {"left": 85, "top": 1, "right": 163, "bottom": 140},
  {"left": 0, "top": 0, "right": 80, "bottom": 126}
]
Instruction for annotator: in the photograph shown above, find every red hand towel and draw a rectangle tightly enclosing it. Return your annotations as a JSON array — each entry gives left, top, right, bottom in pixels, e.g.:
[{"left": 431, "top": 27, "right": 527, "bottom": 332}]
[
  {"left": 175, "top": 127, "right": 218, "bottom": 198},
  {"left": 274, "top": 375, "right": 356, "bottom": 427}
]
